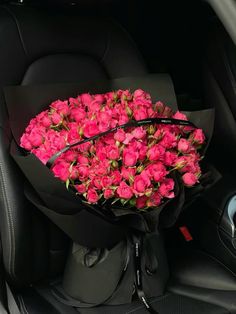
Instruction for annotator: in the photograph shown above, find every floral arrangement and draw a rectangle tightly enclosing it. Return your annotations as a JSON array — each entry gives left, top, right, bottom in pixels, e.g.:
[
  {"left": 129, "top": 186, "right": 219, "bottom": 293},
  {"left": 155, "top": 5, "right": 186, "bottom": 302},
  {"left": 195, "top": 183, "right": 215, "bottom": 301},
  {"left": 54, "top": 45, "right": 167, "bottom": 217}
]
[{"left": 20, "top": 89, "right": 205, "bottom": 212}]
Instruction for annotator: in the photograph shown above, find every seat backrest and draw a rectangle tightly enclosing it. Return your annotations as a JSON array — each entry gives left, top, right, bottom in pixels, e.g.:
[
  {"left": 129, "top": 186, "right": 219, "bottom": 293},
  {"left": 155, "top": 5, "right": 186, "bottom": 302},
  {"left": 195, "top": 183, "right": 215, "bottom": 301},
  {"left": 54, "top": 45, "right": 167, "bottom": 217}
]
[
  {"left": 0, "top": 3, "right": 147, "bottom": 286},
  {"left": 204, "top": 22, "right": 236, "bottom": 172}
]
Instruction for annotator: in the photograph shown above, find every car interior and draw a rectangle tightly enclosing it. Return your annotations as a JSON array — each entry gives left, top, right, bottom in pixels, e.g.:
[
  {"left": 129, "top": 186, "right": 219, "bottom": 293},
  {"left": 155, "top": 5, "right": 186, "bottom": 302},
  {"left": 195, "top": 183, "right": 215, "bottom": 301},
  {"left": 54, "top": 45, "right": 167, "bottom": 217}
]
[{"left": 0, "top": 0, "right": 236, "bottom": 313}]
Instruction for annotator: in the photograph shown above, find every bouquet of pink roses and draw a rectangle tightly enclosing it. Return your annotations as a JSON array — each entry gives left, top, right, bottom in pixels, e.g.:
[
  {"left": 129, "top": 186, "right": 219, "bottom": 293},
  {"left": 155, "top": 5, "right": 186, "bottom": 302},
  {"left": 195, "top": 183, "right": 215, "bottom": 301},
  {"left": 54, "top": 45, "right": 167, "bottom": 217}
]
[
  {"left": 20, "top": 89, "right": 205, "bottom": 212},
  {"left": 4, "top": 75, "right": 215, "bottom": 310}
]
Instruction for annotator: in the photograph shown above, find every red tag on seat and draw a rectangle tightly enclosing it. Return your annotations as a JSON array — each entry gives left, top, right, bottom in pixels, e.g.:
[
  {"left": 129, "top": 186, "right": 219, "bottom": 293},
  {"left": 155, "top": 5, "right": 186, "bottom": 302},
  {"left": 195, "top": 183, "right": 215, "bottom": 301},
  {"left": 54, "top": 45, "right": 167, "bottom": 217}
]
[{"left": 179, "top": 226, "right": 193, "bottom": 242}]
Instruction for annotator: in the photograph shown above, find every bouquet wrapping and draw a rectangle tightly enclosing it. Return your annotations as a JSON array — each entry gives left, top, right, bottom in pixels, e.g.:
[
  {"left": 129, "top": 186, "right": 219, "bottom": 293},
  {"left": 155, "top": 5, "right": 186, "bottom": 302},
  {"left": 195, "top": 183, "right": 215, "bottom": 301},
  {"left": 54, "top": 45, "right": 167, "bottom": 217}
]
[{"left": 4, "top": 75, "right": 215, "bottom": 310}]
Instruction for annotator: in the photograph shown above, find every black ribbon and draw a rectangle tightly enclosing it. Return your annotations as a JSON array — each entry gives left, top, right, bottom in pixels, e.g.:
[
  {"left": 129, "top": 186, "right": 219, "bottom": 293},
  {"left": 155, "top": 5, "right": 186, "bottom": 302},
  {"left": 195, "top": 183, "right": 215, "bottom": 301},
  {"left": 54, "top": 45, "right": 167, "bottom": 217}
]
[
  {"left": 46, "top": 117, "right": 196, "bottom": 168},
  {"left": 133, "top": 235, "right": 159, "bottom": 314}
]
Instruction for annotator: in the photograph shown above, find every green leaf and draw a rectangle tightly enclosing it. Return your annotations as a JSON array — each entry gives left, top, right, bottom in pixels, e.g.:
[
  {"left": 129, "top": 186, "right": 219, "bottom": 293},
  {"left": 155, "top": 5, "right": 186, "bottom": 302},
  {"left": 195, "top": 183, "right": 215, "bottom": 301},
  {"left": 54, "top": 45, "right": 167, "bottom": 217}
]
[
  {"left": 120, "top": 199, "right": 126, "bottom": 205},
  {"left": 129, "top": 198, "right": 136, "bottom": 206},
  {"left": 111, "top": 198, "right": 120, "bottom": 205},
  {"left": 66, "top": 179, "right": 70, "bottom": 190},
  {"left": 69, "top": 161, "right": 75, "bottom": 172}
]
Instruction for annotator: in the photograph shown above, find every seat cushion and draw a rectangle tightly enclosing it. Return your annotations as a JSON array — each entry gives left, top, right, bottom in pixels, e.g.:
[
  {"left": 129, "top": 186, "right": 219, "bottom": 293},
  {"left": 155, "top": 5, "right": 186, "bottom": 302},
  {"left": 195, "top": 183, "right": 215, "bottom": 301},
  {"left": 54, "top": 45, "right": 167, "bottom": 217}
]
[
  {"left": 168, "top": 248, "right": 236, "bottom": 313},
  {"left": 18, "top": 287, "right": 230, "bottom": 314}
]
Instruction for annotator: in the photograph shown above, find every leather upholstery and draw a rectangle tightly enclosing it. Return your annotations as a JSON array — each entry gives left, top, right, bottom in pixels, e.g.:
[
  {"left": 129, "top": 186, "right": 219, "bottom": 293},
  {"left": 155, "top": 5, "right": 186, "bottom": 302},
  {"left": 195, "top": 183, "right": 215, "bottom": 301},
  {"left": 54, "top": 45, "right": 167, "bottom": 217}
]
[
  {"left": 168, "top": 248, "right": 236, "bottom": 313},
  {"left": 0, "top": 3, "right": 147, "bottom": 286},
  {"left": 20, "top": 287, "right": 231, "bottom": 314},
  {"left": 204, "top": 22, "right": 236, "bottom": 171},
  {"left": 169, "top": 249, "right": 236, "bottom": 291}
]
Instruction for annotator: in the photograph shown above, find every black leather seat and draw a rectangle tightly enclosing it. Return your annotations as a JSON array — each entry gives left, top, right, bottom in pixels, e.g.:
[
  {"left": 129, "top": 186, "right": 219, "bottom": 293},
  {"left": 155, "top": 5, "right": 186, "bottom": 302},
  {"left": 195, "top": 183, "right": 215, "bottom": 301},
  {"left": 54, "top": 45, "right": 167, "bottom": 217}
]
[
  {"left": 0, "top": 3, "right": 236, "bottom": 313},
  {"left": 204, "top": 22, "right": 236, "bottom": 173}
]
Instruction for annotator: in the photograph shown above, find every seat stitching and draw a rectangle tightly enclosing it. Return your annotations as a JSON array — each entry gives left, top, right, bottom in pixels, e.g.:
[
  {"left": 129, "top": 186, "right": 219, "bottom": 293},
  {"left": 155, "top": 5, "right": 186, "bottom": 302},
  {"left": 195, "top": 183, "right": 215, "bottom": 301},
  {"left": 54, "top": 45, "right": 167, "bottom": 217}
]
[
  {"left": 18, "top": 295, "right": 29, "bottom": 314},
  {"left": 125, "top": 294, "right": 171, "bottom": 314},
  {"left": 100, "top": 25, "right": 111, "bottom": 64},
  {"left": 1, "top": 6, "right": 28, "bottom": 58},
  {"left": 0, "top": 161, "right": 15, "bottom": 279}
]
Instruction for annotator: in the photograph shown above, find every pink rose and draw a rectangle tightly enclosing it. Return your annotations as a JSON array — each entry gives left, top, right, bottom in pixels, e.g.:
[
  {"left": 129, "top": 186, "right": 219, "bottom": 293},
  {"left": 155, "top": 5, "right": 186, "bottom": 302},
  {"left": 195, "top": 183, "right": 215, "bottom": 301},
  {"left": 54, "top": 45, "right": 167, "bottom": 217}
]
[
  {"left": 77, "top": 155, "right": 89, "bottom": 165},
  {"left": 67, "top": 128, "right": 80, "bottom": 144},
  {"left": 154, "top": 129, "right": 163, "bottom": 140},
  {"left": 98, "top": 111, "right": 112, "bottom": 122},
  {"left": 164, "top": 151, "right": 177, "bottom": 166},
  {"left": 155, "top": 101, "right": 165, "bottom": 115},
  {"left": 75, "top": 184, "right": 86, "bottom": 194},
  {"left": 20, "top": 134, "right": 32, "bottom": 150},
  {"left": 118, "top": 114, "right": 129, "bottom": 125},
  {"left": 69, "top": 97, "right": 80, "bottom": 106},
  {"left": 94, "top": 164, "right": 109, "bottom": 176},
  {"left": 117, "top": 181, "right": 133, "bottom": 199},
  {"left": 147, "top": 107, "right": 156, "bottom": 117},
  {"left": 146, "top": 162, "right": 167, "bottom": 182},
  {"left": 96, "top": 146, "right": 107, "bottom": 162},
  {"left": 136, "top": 195, "right": 148, "bottom": 209},
  {"left": 102, "top": 133, "right": 116, "bottom": 145},
  {"left": 123, "top": 149, "right": 139, "bottom": 167},
  {"left": 139, "top": 144, "right": 148, "bottom": 161},
  {"left": 64, "top": 150, "right": 77, "bottom": 162},
  {"left": 133, "top": 173, "right": 151, "bottom": 195},
  {"left": 78, "top": 142, "right": 92, "bottom": 153},
  {"left": 70, "top": 166, "right": 79, "bottom": 180},
  {"left": 104, "top": 189, "right": 114, "bottom": 199},
  {"left": 133, "top": 108, "right": 148, "bottom": 120},
  {"left": 154, "top": 102, "right": 172, "bottom": 117},
  {"left": 148, "top": 145, "right": 165, "bottom": 161},
  {"left": 132, "top": 127, "right": 146, "bottom": 139},
  {"left": 98, "top": 120, "right": 110, "bottom": 132},
  {"left": 182, "top": 172, "right": 198, "bottom": 186},
  {"left": 114, "top": 129, "right": 126, "bottom": 142},
  {"left": 160, "top": 131, "right": 177, "bottom": 149},
  {"left": 78, "top": 165, "right": 89, "bottom": 181},
  {"left": 121, "top": 167, "right": 136, "bottom": 180},
  {"left": 134, "top": 98, "right": 152, "bottom": 108},
  {"left": 91, "top": 177, "right": 102, "bottom": 189},
  {"left": 51, "top": 100, "right": 69, "bottom": 116},
  {"left": 51, "top": 112, "right": 62, "bottom": 125},
  {"left": 106, "top": 145, "right": 120, "bottom": 160},
  {"left": 28, "top": 130, "right": 44, "bottom": 147},
  {"left": 191, "top": 129, "right": 205, "bottom": 145},
  {"left": 178, "top": 138, "right": 191, "bottom": 153},
  {"left": 112, "top": 170, "right": 122, "bottom": 185},
  {"left": 105, "top": 91, "right": 116, "bottom": 102},
  {"left": 94, "top": 94, "right": 105, "bottom": 104},
  {"left": 52, "top": 161, "right": 70, "bottom": 182},
  {"left": 175, "top": 156, "right": 188, "bottom": 169},
  {"left": 83, "top": 121, "right": 99, "bottom": 138},
  {"left": 123, "top": 133, "right": 134, "bottom": 145},
  {"left": 133, "top": 89, "right": 147, "bottom": 99},
  {"left": 149, "top": 192, "right": 161, "bottom": 207},
  {"left": 42, "top": 115, "right": 51, "bottom": 128},
  {"left": 80, "top": 93, "right": 93, "bottom": 106},
  {"left": 70, "top": 108, "right": 86, "bottom": 122},
  {"left": 88, "top": 100, "right": 102, "bottom": 112},
  {"left": 172, "top": 111, "right": 188, "bottom": 121},
  {"left": 179, "top": 154, "right": 200, "bottom": 173},
  {"left": 159, "top": 178, "right": 175, "bottom": 198},
  {"left": 87, "top": 188, "right": 99, "bottom": 203},
  {"left": 101, "top": 176, "right": 113, "bottom": 188}
]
